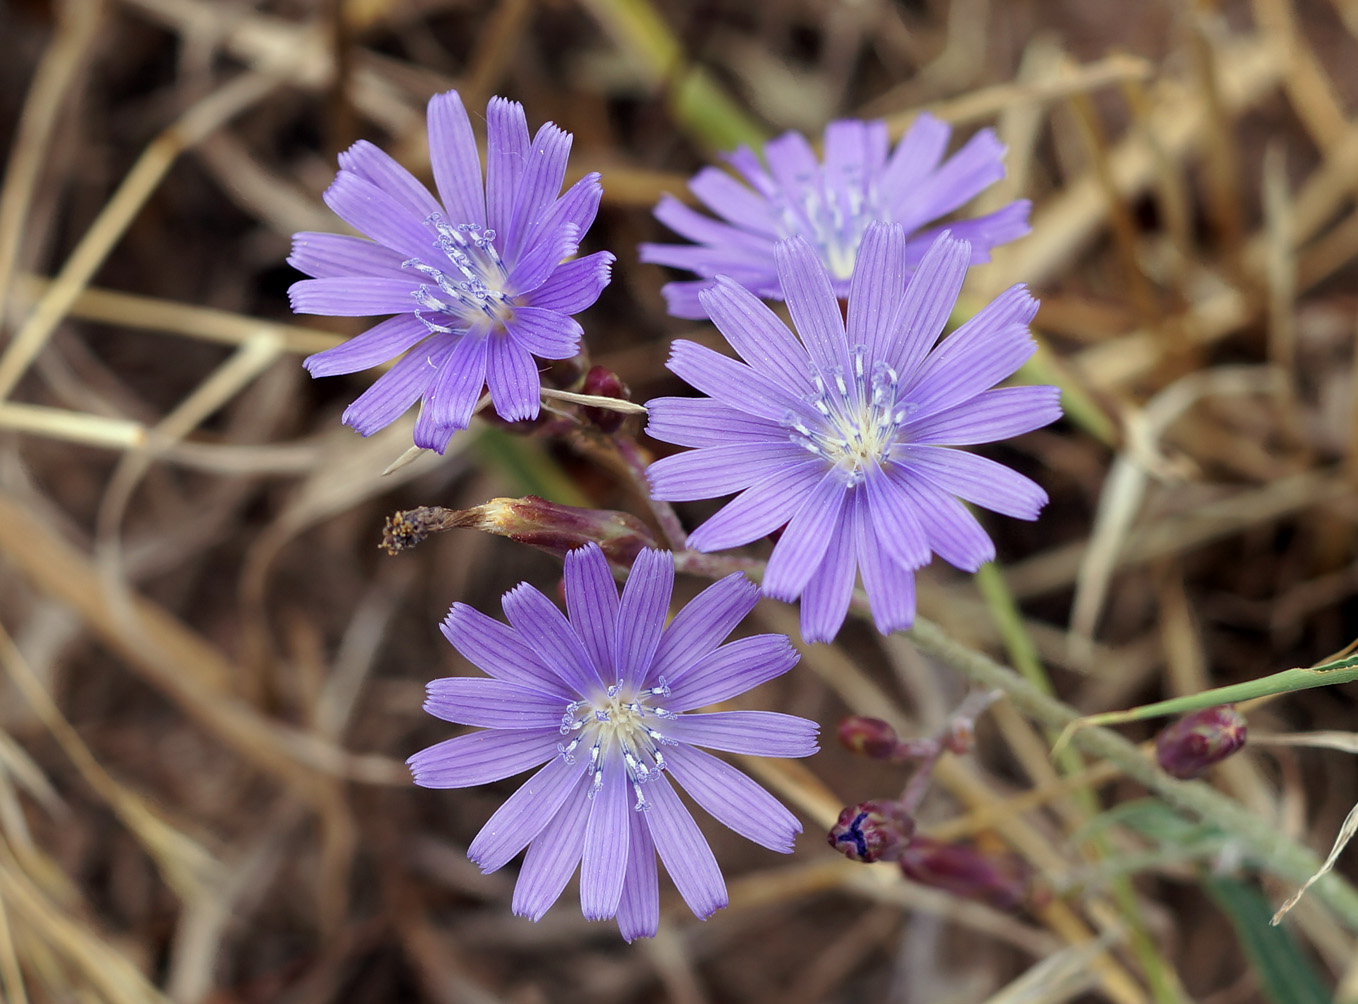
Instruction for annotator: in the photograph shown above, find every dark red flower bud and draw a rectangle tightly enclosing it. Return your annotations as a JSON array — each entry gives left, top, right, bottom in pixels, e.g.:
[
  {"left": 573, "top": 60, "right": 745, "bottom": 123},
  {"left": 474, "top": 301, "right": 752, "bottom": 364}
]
[
  {"left": 1155, "top": 705, "right": 1247, "bottom": 780},
  {"left": 580, "top": 365, "right": 631, "bottom": 433},
  {"left": 897, "top": 836, "right": 1039, "bottom": 912},
  {"left": 827, "top": 800, "right": 915, "bottom": 863},
  {"left": 837, "top": 716, "right": 902, "bottom": 760}
]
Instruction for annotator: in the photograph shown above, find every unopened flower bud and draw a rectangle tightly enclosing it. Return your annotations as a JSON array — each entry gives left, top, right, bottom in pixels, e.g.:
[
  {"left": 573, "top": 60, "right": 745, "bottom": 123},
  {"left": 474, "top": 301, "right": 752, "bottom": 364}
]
[
  {"left": 897, "top": 836, "right": 1039, "bottom": 912},
  {"left": 382, "top": 496, "right": 657, "bottom": 565},
  {"left": 1155, "top": 705, "right": 1247, "bottom": 780},
  {"left": 827, "top": 800, "right": 915, "bottom": 863},
  {"left": 581, "top": 365, "right": 631, "bottom": 433},
  {"left": 838, "top": 716, "right": 902, "bottom": 760}
]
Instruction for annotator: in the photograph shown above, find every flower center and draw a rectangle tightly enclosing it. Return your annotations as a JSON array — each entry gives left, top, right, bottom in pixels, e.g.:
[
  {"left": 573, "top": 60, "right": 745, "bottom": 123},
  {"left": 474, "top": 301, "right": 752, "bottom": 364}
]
[
  {"left": 404, "top": 213, "right": 516, "bottom": 333},
  {"left": 556, "top": 679, "right": 676, "bottom": 811},
  {"left": 774, "top": 170, "right": 879, "bottom": 281},
  {"left": 783, "top": 354, "right": 914, "bottom": 486}
]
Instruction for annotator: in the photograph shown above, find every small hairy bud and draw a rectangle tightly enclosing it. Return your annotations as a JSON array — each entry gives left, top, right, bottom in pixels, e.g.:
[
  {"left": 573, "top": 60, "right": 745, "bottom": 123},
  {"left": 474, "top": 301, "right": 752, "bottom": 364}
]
[
  {"left": 897, "top": 836, "right": 1041, "bottom": 913},
  {"left": 382, "top": 497, "right": 657, "bottom": 565},
  {"left": 837, "top": 716, "right": 902, "bottom": 760},
  {"left": 1155, "top": 705, "right": 1247, "bottom": 780},
  {"left": 827, "top": 800, "right": 915, "bottom": 863},
  {"left": 581, "top": 365, "right": 631, "bottom": 433}
]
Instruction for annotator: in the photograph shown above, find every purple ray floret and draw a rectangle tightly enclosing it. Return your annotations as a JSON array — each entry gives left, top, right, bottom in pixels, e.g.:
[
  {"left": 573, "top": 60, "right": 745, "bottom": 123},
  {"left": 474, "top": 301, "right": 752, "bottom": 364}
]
[
  {"left": 289, "top": 91, "right": 614, "bottom": 452},
  {"left": 407, "top": 543, "right": 817, "bottom": 940},
  {"left": 645, "top": 224, "right": 1062, "bottom": 643},
  {"left": 639, "top": 113, "right": 1029, "bottom": 319}
]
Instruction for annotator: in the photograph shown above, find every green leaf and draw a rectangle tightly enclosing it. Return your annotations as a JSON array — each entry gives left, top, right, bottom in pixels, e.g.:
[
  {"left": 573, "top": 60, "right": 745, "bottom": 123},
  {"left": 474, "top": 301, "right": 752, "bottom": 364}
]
[{"left": 1201, "top": 876, "right": 1331, "bottom": 1004}]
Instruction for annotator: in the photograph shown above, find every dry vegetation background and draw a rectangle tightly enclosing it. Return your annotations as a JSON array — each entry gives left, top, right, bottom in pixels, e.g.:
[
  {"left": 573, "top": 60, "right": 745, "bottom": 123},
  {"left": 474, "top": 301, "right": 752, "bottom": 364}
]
[{"left": 3, "top": 0, "right": 1358, "bottom": 1001}]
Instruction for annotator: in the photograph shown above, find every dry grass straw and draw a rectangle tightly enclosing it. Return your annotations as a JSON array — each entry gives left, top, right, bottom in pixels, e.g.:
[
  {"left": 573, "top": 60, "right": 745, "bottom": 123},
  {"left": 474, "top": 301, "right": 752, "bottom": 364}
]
[{"left": 4, "top": 0, "right": 1358, "bottom": 1000}]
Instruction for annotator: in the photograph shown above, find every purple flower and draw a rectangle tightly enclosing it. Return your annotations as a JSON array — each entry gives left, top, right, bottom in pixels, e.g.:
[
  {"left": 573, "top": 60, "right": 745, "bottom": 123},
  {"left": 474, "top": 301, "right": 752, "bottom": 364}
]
[
  {"left": 407, "top": 543, "right": 817, "bottom": 940},
  {"left": 290, "top": 91, "right": 614, "bottom": 452},
  {"left": 645, "top": 224, "right": 1062, "bottom": 643},
  {"left": 639, "top": 113, "right": 1029, "bottom": 319}
]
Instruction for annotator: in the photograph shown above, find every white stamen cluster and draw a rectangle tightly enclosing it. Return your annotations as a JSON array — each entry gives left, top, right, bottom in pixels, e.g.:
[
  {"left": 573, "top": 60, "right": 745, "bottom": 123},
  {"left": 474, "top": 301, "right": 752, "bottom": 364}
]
[
  {"left": 774, "top": 169, "right": 878, "bottom": 280},
  {"left": 556, "top": 679, "right": 677, "bottom": 811},
  {"left": 784, "top": 352, "right": 915, "bottom": 486},
  {"left": 405, "top": 214, "right": 514, "bottom": 333}
]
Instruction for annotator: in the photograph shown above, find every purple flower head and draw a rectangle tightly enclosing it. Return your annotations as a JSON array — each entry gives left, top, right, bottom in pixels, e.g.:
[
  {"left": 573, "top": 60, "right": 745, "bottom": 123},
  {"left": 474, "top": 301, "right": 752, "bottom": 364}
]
[
  {"left": 407, "top": 543, "right": 818, "bottom": 940},
  {"left": 639, "top": 113, "right": 1029, "bottom": 319},
  {"left": 645, "top": 224, "right": 1062, "bottom": 643},
  {"left": 290, "top": 91, "right": 614, "bottom": 452}
]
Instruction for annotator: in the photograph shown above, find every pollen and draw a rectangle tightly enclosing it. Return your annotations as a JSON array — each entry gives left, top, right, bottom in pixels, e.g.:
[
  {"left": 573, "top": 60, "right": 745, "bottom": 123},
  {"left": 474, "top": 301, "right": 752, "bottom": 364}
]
[{"left": 557, "top": 679, "right": 676, "bottom": 811}]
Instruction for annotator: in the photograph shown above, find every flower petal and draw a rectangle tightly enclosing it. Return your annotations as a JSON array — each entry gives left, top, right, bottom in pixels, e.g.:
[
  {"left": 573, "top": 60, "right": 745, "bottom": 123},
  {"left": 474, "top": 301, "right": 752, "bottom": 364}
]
[
  {"left": 322, "top": 170, "right": 438, "bottom": 262},
  {"left": 664, "top": 634, "right": 798, "bottom": 712},
  {"left": 895, "top": 128, "right": 1007, "bottom": 230},
  {"left": 512, "top": 771, "right": 592, "bottom": 920},
  {"left": 288, "top": 232, "right": 410, "bottom": 281},
  {"left": 485, "top": 96, "right": 531, "bottom": 239},
  {"left": 414, "top": 331, "right": 489, "bottom": 444},
  {"left": 908, "top": 201, "right": 1031, "bottom": 262},
  {"left": 303, "top": 314, "right": 432, "bottom": 377},
  {"left": 408, "top": 728, "right": 559, "bottom": 788},
  {"left": 501, "top": 582, "right": 603, "bottom": 695},
  {"left": 648, "top": 573, "right": 759, "bottom": 687},
  {"left": 688, "top": 165, "right": 777, "bottom": 234},
  {"left": 644, "top": 441, "right": 812, "bottom": 502},
  {"left": 888, "top": 469, "right": 995, "bottom": 571},
  {"left": 289, "top": 276, "right": 419, "bottom": 317},
  {"left": 564, "top": 544, "right": 618, "bottom": 680},
  {"left": 698, "top": 276, "right": 815, "bottom": 392},
  {"left": 580, "top": 753, "right": 630, "bottom": 920},
  {"left": 337, "top": 139, "right": 441, "bottom": 222},
  {"left": 505, "top": 219, "right": 580, "bottom": 295},
  {"left": 616, "top": 548, "right": 673, "bottom": 688},
  {"left": 904, "top": 318, "right": 1037, "bottom": 422},
  {"left": 666, "top": 339, "right": 807, "bottom": 424},
  {"left": 467, "top": 755, "right": 584, "bottom": 871},
  {"left": 906, "top": 385, "right": 1062, "bottom": 446},
  {"left": 644, "top": 774, "right": 727, "bottom": 920},
  {"left": 440, "top": 604, "right": 574, "bottom": 699},
  {"left": 879, "top": 232, "right": 969, "bottom": 378},
  {"left": 880, "top": 113, "right": 950, "bottom": 207},
  {"left": 502, "top": 306, "right": 582, "bottom": 360},
  {"left": 762, "top": 470, "right": 848, "bottom": 602},
  {"left": 426, "top": 90, "right": 487, "bottom": 230},
  {"left": 523, "top": 251, "right": 614, "bottom": 314},
  {"left": 775, "top": 236, "right": 852, "bottom": 374},
  {"left": 423, "top": 678, "right": 564, "bottom": 729},
  {"left": 846, "top": 223, "right": 908, "bottom": 352},
  {"left": 899, "top": 446, "right": 1048, "bottom": 520},
  {"left": 617, "top": 802, "right": 659, "bottom": 941},
  {"left": 663, "top": 711, "right": 819, "bottom": 758},
  {"left": 685, "top": 460, "right": 826, "bottom": 551},
  {"left": 863, "top": 464, "right": 931, "bottom": 569},
  {"left": 644, "top": 396, "right": 787, "bottom": 449},
  {"left": 798, "top": 495, "right": 859, "bottom": 644},
  {"left": 486, "top": 336, "right": 543, "bottom": 422},
  {"left": 855, "top": 500, "right": 917, "bottom": 634},
  {"left": 340, "top": 340, "right": 445, "bottom": 436},
  {"left": 664, "top": 744, "right": 801, "bottom": 853},
  {"left": 503, "top": 121, "right": 572, "bottom": 261}
]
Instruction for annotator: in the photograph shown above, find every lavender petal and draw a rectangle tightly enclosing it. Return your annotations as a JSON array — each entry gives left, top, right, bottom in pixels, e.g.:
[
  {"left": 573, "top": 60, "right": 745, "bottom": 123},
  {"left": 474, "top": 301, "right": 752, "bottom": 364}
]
[
  {"left": 407, "top": 728, "right": 560, "bottom": 788},
  {"left": 688, "top": 165, "right": 778, "bottom": 234},
  {"left": 643, "top": 774, "right": 727, "bottom": 920},
  {"left": 862, "top": 464, "right": 931, "bottom": 569},
  {"left": 303, "top": 314, "right": 431, "bottom": 378},
  {"left": 879, "top": 232, "right": 970, "bottom": 378},
  {"left": 616, "top": 804, "right": 659, "bottom": 941},
  {"left": 580, "top": 755, "right": 630, "bottom": 920},
  {"left": 888, "top": 468, "right": 995, "bottom": 571},
  {"left": 664, "top": 635, "right": 799, "bottom": 712},
  {"left": 648, "top": 573, "right": 760, "bottom": 687},
  {"left": 684, "top": 460, "right": 826, "bottom": 552},
  {"left": 645, "top": 441, "right": 812, "bottom": 502},
  {"left": 616, "top": 548, "right": 673, "bottom": 688},
  {"left": 503, "top": 122, "right": 572, "bottom": 262},
  {"left": 880, "top": 113, "right": 950, "bottom": 204},
  {"left": 426, "top": 90, "right": 487, "bottom": 230},
  {"left": 337, "top": 139, "right": 441, "bottom": 222},
  {"left": 467, "top": 755, "right": 584, "bottom": 872},
  {"left": 523, "top": 251, "right": 615, "bottom": 314},
  {"left": 501, "top": 582, "right": 604, "bottom": 695},
  {"left": 564, "top": 543, "right": 619, "bottom": 681},
  {"left": 798, "top": 495, "right": 859, "bottom": 644},
  {"left": 502, "top": 306, "right": 582, "bottom": 360},
  {"left": 441, "top": 604, "right": 575, "bottom": 700},
  {"left": 486, "top": 337, "right": 543, "bottom": 423},
  {"left": 485, "top": 96, "right": 531, "bottom": 239},
  {"left": 698, "top": 276, "right": 815, "bottom": 392},
  {"left": 288, "top": 276, "right": 421, "bottom": 317},
  {"left": 288, "top": 232, "right": 410, "bottom": 281},
  {"left": 423, "top": 677, "right": 564, "bottom": 729},
  {"left": 845, "top": 223, "right": 908, "bottom": 352},
  {"left": 644, "top": 396, "right": 787, "bottom": 450},
  {"left": 340, "top": 342, "right": 444, "bottom": 436},
  {"left": 663, "top": 711, "right": 820, "bottom": 758},
  {"left": 666, "top": 339, "right": 807, "bottom": 424},
  {"left": 775, "top": 236, "right": 853, "bottom": 374},
  {"left": 512, "top": 771, "right": 592, "bottom": 920},
  {"left": 854, "top": 499, "right": 918, "bottom": 634},
  {"left": 762, "top": 471, "right": 847, "bottom": 602},
  {"left": 322, "top": 170, "right": 439, "bottom": 262},
  {"left": 664, "top": 744, "right": 802, "bottom": 853},
  {"left": 906, "top": 385, "right": 1062, "bottom": 446},
  {"left": 901, "top": 446, "right": 1048, "bottom": 519}
]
